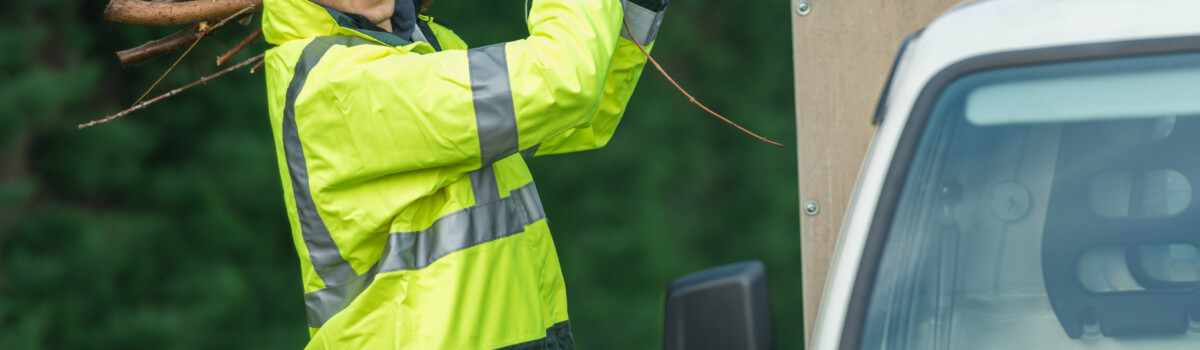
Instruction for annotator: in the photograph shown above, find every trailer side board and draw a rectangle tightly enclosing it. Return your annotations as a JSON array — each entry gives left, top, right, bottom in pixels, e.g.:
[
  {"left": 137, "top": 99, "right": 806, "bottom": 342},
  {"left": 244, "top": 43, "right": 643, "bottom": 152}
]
[{"left": 791, "top": 0, "right": 959, "bottom": 345}]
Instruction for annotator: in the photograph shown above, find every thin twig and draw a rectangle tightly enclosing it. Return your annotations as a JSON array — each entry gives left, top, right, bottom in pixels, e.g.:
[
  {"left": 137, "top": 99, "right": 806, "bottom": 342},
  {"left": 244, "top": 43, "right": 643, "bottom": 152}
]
[
  {"left": 80, "top": 54, "right": 265, "bottom": 130},
  {"left": 205, "top": 2, "right": 262, "bottom": 34},
  {"left": 216, "top": 27, "right": 262, "bottom": 66},
  {"left": 131, "top": 29, "right": 204, "bottom": 106},
  {"left": 622, "top": 19, "right": 783, "bottom": 148},
  {"left": 249, "top": 59, "right": 266, "bottom": 73}
]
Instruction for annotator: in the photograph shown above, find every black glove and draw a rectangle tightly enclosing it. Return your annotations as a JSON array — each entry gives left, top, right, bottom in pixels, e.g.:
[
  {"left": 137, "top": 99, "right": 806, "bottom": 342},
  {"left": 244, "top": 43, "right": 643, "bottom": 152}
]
[{"left": 629, "top": 0, "right": 669, "bottom": 12}]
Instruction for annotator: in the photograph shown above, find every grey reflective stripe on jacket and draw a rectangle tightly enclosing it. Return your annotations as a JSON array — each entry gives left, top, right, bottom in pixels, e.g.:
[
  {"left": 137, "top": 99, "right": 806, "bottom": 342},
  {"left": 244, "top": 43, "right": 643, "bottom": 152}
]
[
  {"left": 283, "top": 36, "right": 378, "bottom": 289},
  {"left": 304, "top": 182, "right": 547, "bottom": 327}
]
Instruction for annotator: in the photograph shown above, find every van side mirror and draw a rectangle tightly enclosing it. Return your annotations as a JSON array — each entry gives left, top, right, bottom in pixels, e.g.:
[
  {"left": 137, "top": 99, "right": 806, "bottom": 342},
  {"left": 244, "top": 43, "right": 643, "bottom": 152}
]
[{"left": 663, "top": 260, "right": 775, "bottom": 350}]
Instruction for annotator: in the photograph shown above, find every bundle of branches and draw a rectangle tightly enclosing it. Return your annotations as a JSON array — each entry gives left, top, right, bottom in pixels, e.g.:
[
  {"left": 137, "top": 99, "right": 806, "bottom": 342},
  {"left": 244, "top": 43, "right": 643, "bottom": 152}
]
[{"left": 81, "top": 0, "right": 267, "bottom": 129}]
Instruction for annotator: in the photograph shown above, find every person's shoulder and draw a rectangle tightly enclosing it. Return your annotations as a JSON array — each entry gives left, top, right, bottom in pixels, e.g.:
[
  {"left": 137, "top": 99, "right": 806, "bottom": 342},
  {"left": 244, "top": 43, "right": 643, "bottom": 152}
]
[{"left": 422, "top": 14, "right": 470, "bottom": 50}]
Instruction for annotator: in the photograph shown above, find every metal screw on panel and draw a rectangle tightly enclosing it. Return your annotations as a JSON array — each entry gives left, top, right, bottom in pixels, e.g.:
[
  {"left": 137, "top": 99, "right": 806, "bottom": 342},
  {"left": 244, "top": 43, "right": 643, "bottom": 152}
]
[
  {"left": 804, "top": 201, "right": 820, "bottom": 216},
  {"left": 796, "top": 1, "right": 812, "bottom": 16}
]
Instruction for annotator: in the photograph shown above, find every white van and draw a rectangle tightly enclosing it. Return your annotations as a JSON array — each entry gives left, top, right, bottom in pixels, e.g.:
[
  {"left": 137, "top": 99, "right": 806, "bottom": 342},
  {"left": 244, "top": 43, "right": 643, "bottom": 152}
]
[{"left": 664, "top": 1, "right": 1200, "bottom": 349}]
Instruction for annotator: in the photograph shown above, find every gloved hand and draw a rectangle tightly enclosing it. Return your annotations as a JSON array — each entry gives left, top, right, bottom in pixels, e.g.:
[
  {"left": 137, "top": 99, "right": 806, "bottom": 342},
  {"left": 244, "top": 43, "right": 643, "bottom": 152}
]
[{"left": 628, "top": 0, "right": 669, "bottom": 12}]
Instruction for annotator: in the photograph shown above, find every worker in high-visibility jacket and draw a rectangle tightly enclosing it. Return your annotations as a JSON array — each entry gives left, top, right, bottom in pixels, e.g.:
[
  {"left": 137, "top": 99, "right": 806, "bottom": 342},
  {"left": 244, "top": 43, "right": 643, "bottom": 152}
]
[{"left": 261, "top": 0, "right": 668, "bottom": 347}]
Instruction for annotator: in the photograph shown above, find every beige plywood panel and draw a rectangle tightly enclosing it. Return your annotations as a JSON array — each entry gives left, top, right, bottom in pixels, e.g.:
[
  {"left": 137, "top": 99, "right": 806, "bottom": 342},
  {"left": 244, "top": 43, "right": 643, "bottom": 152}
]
[{"left": 791, "top": 0, "right": 961, "bottom": 345}]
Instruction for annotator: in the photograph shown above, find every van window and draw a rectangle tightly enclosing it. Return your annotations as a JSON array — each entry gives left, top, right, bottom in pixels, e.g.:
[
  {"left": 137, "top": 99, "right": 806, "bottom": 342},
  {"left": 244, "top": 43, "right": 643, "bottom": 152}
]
[{"left": 861, "top": 51, "right": 1200, "bottom": 349}]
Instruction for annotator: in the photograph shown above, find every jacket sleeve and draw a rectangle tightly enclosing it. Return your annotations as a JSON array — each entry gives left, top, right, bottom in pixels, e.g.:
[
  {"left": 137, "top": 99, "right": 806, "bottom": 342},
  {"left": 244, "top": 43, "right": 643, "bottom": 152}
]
[
  {"left": 526, "top": 2, "right": 668, "bottom": 157},
  {"left": 294, "top": 0, "right": 623, "bottom": 182}
]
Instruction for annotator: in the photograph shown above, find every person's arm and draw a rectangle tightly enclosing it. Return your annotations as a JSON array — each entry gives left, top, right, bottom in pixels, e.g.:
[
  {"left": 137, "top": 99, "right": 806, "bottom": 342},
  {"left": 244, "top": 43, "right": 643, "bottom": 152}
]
[
  {"left": 294, "top": 0, "right": 623, "bottom": 181},
  {"left": 525, "top": 1, "right": 669, "bottom": 157}
]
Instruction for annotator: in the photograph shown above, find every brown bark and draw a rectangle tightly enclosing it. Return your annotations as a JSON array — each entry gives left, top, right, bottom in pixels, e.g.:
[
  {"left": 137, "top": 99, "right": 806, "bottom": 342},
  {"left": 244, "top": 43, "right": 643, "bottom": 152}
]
[
  {"left": 105, "top": 0, "right": 261, "bottom": 26},
  {"left": 115, "top": 23, "right": 204, "bottom": 67}
]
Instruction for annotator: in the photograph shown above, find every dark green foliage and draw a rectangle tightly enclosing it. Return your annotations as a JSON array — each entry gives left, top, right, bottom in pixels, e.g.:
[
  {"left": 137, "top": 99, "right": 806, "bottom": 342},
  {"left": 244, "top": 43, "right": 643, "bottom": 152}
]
[
  {"left": 0, "top": 0, "right": 801, "bottom": 348},
  {"left": 630, "top": 0, "right": 671, "bottom": 12}
]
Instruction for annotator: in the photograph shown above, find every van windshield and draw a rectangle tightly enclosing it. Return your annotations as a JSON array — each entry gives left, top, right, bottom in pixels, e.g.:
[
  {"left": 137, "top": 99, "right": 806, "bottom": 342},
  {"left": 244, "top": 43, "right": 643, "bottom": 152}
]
[{"left": 861, "top": 51, "right": 1200, "bottom": 349}]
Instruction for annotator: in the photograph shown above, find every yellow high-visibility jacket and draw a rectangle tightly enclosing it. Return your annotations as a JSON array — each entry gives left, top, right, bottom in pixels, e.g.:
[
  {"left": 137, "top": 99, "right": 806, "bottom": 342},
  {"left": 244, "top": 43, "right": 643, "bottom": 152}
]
[{"left": 261, "top": 0, "right": 666, "bottom": 348}]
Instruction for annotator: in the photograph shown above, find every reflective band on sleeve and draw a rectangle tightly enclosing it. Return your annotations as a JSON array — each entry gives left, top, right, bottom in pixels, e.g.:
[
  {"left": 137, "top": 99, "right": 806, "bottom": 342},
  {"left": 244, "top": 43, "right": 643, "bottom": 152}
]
[
  {"left": 468, "top": 43, "right": 519, "bottom": 165},
  {"left": 467, "top": 43, "right": 519, "bottom": 204},
  {"left": 284, "top": 35, "right": 383, "bottom": 288},
  {"left": 621, "top": 3, "right": 666, "bottom": 44},
  {"left": 303, "top": 181, "right": 548, "bottom": 327}
]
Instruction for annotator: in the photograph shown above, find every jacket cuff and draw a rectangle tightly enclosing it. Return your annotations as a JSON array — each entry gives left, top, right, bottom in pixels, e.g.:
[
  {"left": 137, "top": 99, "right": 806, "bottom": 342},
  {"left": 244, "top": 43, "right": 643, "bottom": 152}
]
[{"left": 621, "top": 3, "right": 666, "bottom": 44}]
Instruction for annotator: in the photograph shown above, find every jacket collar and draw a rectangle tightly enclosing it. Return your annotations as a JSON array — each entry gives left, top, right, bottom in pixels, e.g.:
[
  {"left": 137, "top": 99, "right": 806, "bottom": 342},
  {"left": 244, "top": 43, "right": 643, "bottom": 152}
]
[{"left": 262, "top": 0, "right": 416, "bottom": 47}]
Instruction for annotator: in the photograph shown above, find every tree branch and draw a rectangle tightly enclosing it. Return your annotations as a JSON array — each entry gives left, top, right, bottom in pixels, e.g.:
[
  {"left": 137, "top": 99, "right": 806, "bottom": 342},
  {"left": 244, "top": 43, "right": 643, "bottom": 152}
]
[
  {"left": 249, "top": 59, "right": 265, "bottom": 73},
  {"left": 80, "top": 53, "right": 265, "bottom": 129},
  {"left": 216, "top": 28, "right": 261, "bottom": 66},
  {"left": 115, "top": 22, "right": 205, "bottom": 67},
  {"left": 621, "top": 19, "right": 783, "bottom": 147},
  {"left": 105, "top": 0, "right": 261, "bottom": 26},
  {"left": 113, "top": 2, "right": 260, "bottom": 67}
]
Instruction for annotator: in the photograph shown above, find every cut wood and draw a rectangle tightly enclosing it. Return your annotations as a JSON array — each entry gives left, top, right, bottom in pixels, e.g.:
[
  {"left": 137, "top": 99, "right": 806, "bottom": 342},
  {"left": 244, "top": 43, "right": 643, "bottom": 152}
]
[{"left": 105, "top": 0, "right": 261, "bottom": 26}]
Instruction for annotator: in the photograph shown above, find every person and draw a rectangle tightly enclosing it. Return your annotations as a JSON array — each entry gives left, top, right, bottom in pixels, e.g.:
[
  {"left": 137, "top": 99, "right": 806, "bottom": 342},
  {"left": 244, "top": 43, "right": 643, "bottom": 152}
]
[{"left": 260, "top": 0, "right": 669, "bottom": 348}]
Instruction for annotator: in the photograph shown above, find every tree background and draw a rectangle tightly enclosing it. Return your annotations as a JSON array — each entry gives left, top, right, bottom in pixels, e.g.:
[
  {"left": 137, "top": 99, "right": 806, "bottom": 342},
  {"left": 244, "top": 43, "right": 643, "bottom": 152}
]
[{"left": 0, "top": 0, "right": 800, "bottom": 348}]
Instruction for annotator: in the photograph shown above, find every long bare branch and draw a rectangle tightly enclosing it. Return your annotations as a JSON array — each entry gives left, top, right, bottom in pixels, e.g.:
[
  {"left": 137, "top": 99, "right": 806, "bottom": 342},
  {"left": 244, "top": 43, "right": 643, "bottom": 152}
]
[
  {"left": 105, "top": 0, "right": 261, "bottom": 26},
  {"left": 80, "top": 53, "right": 265, "bottom": 129},
  {"left": 621, "top": 19, "right": 783, "bottom": 147}
]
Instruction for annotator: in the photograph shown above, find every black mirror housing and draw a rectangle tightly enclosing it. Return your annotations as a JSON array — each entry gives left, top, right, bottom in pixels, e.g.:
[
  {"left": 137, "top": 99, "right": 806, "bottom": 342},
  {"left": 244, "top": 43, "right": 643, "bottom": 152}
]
[{"left": 663, "top": 260, "right": 775, "bottom": 350}]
